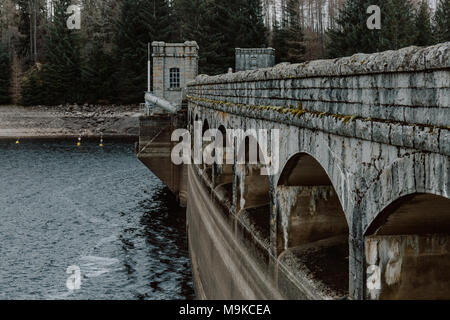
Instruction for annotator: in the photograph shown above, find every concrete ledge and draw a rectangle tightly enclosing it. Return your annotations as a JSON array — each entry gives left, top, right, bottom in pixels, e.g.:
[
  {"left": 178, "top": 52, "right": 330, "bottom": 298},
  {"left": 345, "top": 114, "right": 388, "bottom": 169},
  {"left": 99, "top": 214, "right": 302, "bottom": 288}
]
[
  {"left": 189, "top": 43, "right": 450, "bottom": 85},
  {"left": 189, "top": 98, "right": 450, "bottom": 157}
]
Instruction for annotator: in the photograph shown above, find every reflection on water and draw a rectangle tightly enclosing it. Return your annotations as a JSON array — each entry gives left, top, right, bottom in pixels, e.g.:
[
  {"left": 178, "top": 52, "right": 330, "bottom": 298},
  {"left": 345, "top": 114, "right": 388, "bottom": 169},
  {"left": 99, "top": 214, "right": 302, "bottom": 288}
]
[{"left": 0, "top": 140, "right": 194, "bottom": 300}]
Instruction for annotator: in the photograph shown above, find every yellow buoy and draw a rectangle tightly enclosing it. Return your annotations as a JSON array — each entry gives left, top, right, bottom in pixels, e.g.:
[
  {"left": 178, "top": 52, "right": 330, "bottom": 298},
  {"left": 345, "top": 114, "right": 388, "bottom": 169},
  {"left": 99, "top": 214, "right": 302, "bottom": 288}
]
[
  {"left": 77, "top": 137, "right": 81, "bottom": 147},
  {"left": 99, "top": 137, "right": 104, "bottom": 147},
  {"left": 15, "top": 139, "right": 20, "bottom": 144}
]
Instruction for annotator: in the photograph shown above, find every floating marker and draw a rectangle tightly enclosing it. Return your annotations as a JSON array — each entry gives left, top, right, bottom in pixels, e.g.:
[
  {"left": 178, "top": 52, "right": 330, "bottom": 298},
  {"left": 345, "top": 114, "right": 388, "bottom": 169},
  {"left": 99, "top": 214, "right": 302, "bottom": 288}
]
[
  {"left": 99, "top": 137, "right": 104, "bottom": 147},
  {"left": 77, "top": 137, "right": 81, "bottom": 147},
  {"left": 15, "top": 139, "right": 20, "bottom": 144}
]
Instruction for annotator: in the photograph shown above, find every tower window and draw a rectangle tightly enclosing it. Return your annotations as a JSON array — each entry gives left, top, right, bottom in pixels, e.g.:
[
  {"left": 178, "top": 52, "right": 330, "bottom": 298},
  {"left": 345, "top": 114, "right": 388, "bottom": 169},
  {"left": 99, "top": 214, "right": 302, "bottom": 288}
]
[{"left": 170, "top": 68, "right": 180, "bottom": 88}]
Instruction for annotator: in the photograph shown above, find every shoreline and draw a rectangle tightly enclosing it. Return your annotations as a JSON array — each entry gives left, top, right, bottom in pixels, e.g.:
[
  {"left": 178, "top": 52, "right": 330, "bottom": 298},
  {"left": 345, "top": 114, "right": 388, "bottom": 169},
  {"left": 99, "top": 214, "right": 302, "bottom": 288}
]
[
  {"left": 0, "top": 135, "right": 138, "bottom": 142},
  {"left": 0, "top": 104, "right": 142, "bottom": 141}
]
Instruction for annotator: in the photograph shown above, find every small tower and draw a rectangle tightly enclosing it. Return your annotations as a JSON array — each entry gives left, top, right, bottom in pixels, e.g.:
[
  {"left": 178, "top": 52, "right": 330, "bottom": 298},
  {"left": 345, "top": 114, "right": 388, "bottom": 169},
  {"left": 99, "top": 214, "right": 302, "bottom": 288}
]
[
  {"left": 152, "top": 41, "right": 199, "bottom": 106},
  {"left": 235, "top": 48, "right": 275, "bottom": 72}
]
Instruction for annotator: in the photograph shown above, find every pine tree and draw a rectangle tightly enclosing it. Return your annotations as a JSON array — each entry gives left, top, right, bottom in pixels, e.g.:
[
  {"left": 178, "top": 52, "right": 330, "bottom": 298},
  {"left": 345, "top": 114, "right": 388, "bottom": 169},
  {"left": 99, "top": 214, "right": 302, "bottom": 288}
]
[
  {"left": 327, "top": 0, "right": 381, "bottom": 58},
  {"left": 38, "top": 0, "right": 82, "bottom": 105},
  {"left": 272, "top": 0, "right": 306, "bottom": 63},
  {"left": 381, "top": 0, "right": 416, "bottom": 50},
  {"left": 0, "top": 44, "right": 11, "bottom": 104},
  {"left": 172, "top": 0, "right": 207, "bottom": 42},
  {"left": 81, "top": 39, "right": 114, "bottom": 104},
  {"left": 15, "top": 0, "right": 43, "bottom": 66},
  {"left": 174, "top": 0, "right": 267, "bottom": 75},
  {"left": 326, "top": 0, "right": 416, "bottom": 58},
  {"left": 434, "top": 0, "right": 450, "bottom": 43},
  {"left": 113, "top": 0, "right": 173, "bottom": 104},
  {"left": 195, "top": 0, "right": 233, "bottom": 75},
  {"left": 414, "top": 0, "right": 433, "bottom": 46},
  {"left": 14, "top": 0, "right": 32, "bottom": 62},
  {"left": 272, "top": 23, "right": 291, "bottom": 63},
  {"left": 21, "top": 65, "right": 42, "bottom": 106}
]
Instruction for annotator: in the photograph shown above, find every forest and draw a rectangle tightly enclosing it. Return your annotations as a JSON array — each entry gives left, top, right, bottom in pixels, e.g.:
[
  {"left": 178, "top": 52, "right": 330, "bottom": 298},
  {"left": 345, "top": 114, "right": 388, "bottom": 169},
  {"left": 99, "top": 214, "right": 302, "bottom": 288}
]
[{"left": 0, "top": 0, "right": 449, "bottom": 106}]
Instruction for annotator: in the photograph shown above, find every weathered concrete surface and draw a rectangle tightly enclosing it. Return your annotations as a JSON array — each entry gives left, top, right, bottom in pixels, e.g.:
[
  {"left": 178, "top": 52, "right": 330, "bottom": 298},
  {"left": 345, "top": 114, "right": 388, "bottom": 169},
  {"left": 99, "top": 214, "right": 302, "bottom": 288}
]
[
  {"left": 137, "top": 111, "right": 188, "bottom": 206},
  {"left": 152, "top": 41, "right": 198, "bottom": 106},
  {"left": 184, "top": 43, "right": 450, "bottom": 300},
  {"left": 190, "top": 42, "right": 450, "bottom": 128},
  {"left": 235, "top": 48, "right": 275, "bottom": 72},
  {"left": 187, "top": 163, "right": 338, "bottom": 299},
  {"left": 365, "top": 235, "right": 450, "bottom": 300}
]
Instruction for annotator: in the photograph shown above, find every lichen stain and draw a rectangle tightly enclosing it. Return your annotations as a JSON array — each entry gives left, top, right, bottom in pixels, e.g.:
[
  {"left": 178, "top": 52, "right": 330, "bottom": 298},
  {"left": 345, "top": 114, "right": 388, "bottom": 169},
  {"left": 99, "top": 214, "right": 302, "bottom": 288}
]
[
  {"left": 276, "top": 186, "right": 302, "bottom": 251},
  {"left": 236, "top": 164, "right": 246, "bottom": 210},
  {"left": 219, "top": 111, "right": 227, "bottom": 121},
  {"left": 366, "top": 238, "right": 379, "bottom": 266},
  {"left": 307, "top": 186, "right": 333, "bottom": 216},
  {"left": 385, "top": 239, "right": 403, "bottom": 286}
]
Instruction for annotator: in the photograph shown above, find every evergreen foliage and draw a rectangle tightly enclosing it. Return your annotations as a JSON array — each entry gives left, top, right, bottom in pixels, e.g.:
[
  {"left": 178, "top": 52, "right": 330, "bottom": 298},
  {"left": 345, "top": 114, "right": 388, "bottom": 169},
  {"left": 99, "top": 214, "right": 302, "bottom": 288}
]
[
  {"left": 414, "top": 0, "right": 433, "bottom": 46},
  {"left": 173, "top": 0, "right": 267, "bottom": 75},
  {"left": 37, "top": 0, "right": 82, "bottom": 105},
  {"left": 21, "top": 65, "right": 43, "bottom": 106},
  {"left": 81, "top": 40, "right": 114, "bottom": 104},
  {"left": 326, "top": 0, "right": 415, "bottom": 58},
  {"left": 15, "top": 0, "right": 33, "bottom": 65},
  {"left": 272, "top": 0, "right": 306, "bottom": 63},
  {"left": 11, "top": 0, "right": 448, "bottom": 107},
  {"left": 434, "top": 0, "right": 450, "bottom": 43},
  {"left": 0, "top": 44, "right": 11, "bottom": 104},
  {"left": 113, "top": 0, "right": 172, "bottom": 104}
]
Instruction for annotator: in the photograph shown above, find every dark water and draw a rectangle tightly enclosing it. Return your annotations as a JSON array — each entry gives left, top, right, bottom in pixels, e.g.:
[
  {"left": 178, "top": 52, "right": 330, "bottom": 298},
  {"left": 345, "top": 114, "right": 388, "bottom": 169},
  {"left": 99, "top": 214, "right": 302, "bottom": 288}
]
[{"left": 0, "top": 140, "right": 195, "bottom": 300}]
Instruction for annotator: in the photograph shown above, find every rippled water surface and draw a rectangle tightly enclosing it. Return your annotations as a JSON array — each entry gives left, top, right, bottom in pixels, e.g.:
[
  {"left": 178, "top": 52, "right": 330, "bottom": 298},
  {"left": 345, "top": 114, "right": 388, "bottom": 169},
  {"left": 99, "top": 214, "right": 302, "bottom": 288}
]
[{"left": 0, "top": 140, "right": 194, "bottom": 300}]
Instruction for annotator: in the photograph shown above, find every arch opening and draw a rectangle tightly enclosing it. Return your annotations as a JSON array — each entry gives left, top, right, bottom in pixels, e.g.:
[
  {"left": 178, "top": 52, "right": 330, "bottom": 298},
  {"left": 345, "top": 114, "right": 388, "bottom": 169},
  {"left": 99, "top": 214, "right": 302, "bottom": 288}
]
[
  {"left": 276, "top": 153, "right": 349, "bottom": 299},
  {"left": 213, "top": 125, "right": 233, "bottom": 187},
  {"left": 200, "top": 119, "right": 210, "bottom": 173},
  {"left": 233, "top": 134, "right": 271, "bottom": 262},
  {"left": 235, "top": 135, "right": 270, "bottom": 213},
  {"left": 365, "top": 193, "right": 450, "bottom": 300}
]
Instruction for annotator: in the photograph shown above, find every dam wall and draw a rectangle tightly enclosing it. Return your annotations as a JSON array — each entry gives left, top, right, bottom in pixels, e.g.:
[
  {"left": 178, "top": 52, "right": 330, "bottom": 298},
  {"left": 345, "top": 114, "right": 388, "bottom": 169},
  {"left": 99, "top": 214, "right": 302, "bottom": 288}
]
[{"left": 140, "top": 43, "right": 450, "bottom": 300}]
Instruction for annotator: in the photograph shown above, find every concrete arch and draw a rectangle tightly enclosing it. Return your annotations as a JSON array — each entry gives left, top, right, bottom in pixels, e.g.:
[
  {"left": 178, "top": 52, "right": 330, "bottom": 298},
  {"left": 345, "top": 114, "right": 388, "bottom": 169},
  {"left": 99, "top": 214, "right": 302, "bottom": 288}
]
[
  {"left": 364, "top": 192, "right": 450, "bottom": 300},
  {"left": 276, "top": 148, "right": 350, "bottom": 226},
  {"left": 275, "top": 152, "right": 350, "bottom": 298},
  {"left": 365, "top": 193, "right": 450, "bottom": 236},
  {"left": 213, "top": 125, "right": 233, "bottom": 187},
  {"left": 235, "top": 134, "right": 271, "bottom": 212},
  {"left": 361, "top": 153, "right": 450, "bottom": 235},
  {"left": 233, "top": 132, "right": 272, "bottom": 268}
]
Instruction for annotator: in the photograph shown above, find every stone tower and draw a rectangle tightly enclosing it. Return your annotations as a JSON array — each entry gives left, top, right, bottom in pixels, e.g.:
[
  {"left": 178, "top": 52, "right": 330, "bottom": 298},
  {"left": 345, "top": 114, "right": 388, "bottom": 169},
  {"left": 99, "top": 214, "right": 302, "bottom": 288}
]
[
  {"left": 235, "top": 48, "right": 275, "bottom": 72},
  {"left": 152, "top": 41, "right": 199, "bottom": 106}
]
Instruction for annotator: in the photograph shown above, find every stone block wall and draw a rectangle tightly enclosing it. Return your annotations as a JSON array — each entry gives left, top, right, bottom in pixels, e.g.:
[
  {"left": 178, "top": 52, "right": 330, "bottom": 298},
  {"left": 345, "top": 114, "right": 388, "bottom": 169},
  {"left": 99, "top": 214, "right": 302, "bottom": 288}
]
[
  {"left": 184, "top": 43, "right": 450, "bottom": 300},
  {"left": 152, "top": 41, "right": 199, "bottom": 106},
  {"left": 190, "top": 42, "right": 450, "bottom": 128},
  {"left": 235, "top": 48, "right": 276, "bottom": 72}
]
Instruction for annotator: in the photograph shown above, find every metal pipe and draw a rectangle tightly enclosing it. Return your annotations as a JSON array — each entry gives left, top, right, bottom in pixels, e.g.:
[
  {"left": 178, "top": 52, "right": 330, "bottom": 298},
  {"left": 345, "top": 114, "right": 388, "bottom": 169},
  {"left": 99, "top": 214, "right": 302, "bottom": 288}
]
[{"left": 144, "top": 92, "right": 179, "bottom": 114}]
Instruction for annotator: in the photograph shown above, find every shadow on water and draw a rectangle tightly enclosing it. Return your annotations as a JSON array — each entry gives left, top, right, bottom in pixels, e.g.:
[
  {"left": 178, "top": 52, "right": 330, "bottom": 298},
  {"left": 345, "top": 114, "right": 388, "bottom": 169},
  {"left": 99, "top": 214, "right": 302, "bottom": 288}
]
[{"left": 120, "top": 186, "right": 195, "bottom": 300}]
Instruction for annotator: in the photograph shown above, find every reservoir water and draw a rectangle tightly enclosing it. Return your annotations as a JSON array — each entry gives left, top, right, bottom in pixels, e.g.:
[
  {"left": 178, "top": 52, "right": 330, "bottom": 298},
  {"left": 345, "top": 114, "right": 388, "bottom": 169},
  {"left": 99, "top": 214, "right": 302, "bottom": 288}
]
[{"left": 0, "top": 140, "right": 195, "bottom": 300}]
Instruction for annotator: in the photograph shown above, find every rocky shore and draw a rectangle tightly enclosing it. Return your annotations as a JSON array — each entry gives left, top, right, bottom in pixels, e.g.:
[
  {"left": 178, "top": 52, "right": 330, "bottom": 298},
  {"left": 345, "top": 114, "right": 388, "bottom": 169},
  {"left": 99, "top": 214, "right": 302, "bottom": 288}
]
[{"left": 0, "top": 104, "right": 142, "bottom": 140}]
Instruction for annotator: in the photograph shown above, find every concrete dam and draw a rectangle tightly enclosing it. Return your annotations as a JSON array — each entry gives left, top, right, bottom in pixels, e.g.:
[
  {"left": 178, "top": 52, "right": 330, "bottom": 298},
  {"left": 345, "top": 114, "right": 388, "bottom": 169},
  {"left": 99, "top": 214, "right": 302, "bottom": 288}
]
[{"left": 137, "top": 41, "right": 450, "bottom": 300}]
